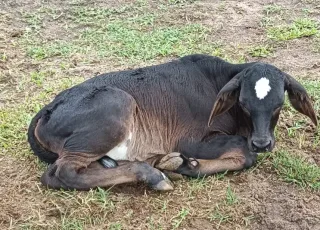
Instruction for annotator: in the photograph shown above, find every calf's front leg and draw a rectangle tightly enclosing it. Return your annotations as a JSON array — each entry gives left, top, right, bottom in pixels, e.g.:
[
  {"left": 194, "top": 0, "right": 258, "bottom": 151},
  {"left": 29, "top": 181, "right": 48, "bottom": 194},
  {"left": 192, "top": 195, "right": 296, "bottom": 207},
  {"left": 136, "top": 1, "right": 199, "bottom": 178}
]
[{"left": 157, "top": 136, "right": 257, "bottom": 177}]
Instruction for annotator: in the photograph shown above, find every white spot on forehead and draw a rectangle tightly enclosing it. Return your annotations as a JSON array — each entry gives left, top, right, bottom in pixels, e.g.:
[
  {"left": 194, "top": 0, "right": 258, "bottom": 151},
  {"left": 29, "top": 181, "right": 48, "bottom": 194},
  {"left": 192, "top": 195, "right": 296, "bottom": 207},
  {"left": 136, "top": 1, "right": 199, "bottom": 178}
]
[{"left": 255, "top": 77, "right": 271, "bottom": 100}]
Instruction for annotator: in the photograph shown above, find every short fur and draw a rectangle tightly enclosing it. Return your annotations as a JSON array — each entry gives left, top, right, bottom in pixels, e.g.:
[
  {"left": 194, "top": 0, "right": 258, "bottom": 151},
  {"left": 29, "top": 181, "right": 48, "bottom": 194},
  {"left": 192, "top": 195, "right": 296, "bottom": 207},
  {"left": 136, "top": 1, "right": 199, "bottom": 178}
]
[{"left": 27, "top": 54, "right": 317, "bottom": 190}]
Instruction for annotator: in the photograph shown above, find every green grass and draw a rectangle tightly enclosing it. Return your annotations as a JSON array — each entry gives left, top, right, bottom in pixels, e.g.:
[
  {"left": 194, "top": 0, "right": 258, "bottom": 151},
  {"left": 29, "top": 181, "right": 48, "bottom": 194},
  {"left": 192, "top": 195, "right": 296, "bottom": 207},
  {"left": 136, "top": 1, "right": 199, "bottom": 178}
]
[
  {"left": 263, "top": 4, "right": 283, "bottom": 15},
  {"left": 285, "top": 120, "right": 306, "bottom": 138},
  {"left": 25, "top": 22, "right": 220, "bottom": 62},
  {"left": 70, "top": 6, "right": 131, "bottom": 23},
  {"left": 109, "top": 222, "right": 123, "bottom": 230},
  {"left": 314, "top": 37, "right": 320, "bottom": 52},
  {"left": 0, "top": 106, "right": 33, "bottom": 154},
  {"left": 272, "top": 150, "right": 320, "bottom": 190},
  {"left": 3, "top": 1, "right": 320, "bottom": 229},
  {"left": 30, "top": 71, "right": 48, "bottom": 86},
  {"left": 171, "top": 208, "right": 189, "bottom": 229},
  {"left": 16, "top": 188, "right": 118, "bottom": 229},
  {"left": 225, "top": 184, "right": 238, "bottom": 205},
  {"left": 61, "top": 218, "right": 85, "bottom": 230},
  {"left": 187, "top": 176, "right": 209, "bottom": 198},
  {"left": 209, "top": 204, "right": 231, "bottom": 227},
  {"left": 26, "top": 42, "right": 80, "bottom": 60},
  {"left": 168, "top": 0, "right": 196, "bottom": 5},
  {"left": 248, "top": 45, "right": 273, "bottom": 57},
  {"left": 267, "top": 18, "right": 319, "bottom": 41},
  {"left": 147, "top": 216, "right": 164, "bottom": 230},
  {"left": 94, "top": 187, "right": 115, "bottom": 209},
  {"left": 21, "top": 3, "right": 221, "bottom": 63},
  {"left": 23, "top": 12, "right": 43, "bottom": 31}
]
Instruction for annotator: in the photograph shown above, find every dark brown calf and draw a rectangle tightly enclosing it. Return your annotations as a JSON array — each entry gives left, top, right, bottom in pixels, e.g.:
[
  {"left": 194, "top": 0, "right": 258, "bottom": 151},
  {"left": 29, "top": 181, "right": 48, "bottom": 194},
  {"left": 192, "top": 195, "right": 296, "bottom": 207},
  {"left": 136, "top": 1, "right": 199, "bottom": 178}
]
[{"left": 28, "top": 54, "right": 317, "bottom": 191}]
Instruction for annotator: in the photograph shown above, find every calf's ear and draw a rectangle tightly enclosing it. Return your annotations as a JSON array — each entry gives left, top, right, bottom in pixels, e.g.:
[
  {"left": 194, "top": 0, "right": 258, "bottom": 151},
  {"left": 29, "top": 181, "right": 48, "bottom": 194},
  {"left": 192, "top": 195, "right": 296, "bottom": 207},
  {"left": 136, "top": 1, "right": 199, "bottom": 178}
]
[
  {"left": 284, "top": 74, "right": 317, "bottom": 126},
  {"left": 208, "top": 73, "right": 242, "bottom": 126}
]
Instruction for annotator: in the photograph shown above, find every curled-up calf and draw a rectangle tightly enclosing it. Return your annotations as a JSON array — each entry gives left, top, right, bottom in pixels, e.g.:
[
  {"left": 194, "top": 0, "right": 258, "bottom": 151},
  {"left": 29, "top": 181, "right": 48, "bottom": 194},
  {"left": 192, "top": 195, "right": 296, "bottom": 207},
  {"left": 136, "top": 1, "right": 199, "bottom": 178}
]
[{"left": 27, "top": 54, "right": 317, "bottom": 191}]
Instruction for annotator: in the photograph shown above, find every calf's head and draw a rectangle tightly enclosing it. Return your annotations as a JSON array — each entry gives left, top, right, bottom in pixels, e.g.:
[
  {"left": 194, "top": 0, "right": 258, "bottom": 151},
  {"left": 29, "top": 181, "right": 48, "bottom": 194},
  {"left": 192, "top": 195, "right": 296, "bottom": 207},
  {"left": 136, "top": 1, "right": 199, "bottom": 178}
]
[{"left": 208, "top": 63, "right": 317, "bottom": 152}]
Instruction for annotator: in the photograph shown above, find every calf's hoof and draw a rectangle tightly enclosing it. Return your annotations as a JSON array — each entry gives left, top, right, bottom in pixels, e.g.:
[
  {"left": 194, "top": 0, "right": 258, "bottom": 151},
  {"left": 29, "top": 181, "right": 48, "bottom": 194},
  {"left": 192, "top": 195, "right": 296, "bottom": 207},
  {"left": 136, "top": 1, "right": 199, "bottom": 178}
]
[
  {"left": 150, "top": 172, "right": 174, "bottom": 191},
  {"left": 157, "top": 152, "right": 185, "bottom": 171},
  {"left": 40, "top": 164, "right": 69, "bottom": 190},
  {"left": 157, "top": 152, "right": 199, "bottom": 171}
]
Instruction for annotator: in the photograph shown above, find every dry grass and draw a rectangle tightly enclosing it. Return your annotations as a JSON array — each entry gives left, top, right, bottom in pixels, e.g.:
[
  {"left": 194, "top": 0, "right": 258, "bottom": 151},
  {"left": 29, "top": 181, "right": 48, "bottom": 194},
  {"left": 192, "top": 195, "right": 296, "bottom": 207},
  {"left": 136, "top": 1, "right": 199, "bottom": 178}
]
[{"left": 1, "top": 0, "right": 319, "bottom": 229}]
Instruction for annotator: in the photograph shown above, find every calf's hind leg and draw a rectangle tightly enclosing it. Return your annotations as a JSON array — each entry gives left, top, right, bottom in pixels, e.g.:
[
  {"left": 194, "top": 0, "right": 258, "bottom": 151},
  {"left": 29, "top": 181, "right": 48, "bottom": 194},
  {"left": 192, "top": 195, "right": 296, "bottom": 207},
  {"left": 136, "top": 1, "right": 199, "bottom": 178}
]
[
  {"left": 37, "top": 87, "right": 172, "bottom": 190},
  {"left": 41, "top": 152, "right": 173, "bottom": 191}
]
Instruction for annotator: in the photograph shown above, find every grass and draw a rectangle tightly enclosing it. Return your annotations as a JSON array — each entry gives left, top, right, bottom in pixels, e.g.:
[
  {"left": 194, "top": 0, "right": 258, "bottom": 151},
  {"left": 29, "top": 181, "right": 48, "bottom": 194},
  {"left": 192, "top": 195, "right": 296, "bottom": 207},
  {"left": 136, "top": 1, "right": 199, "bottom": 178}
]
[
  {"left": 225, "top": 184, "right": 238, "bottom": 205},
  {"left": 168, "top": 0, "right": 196, "bottom": 5},
  {"left": 207, "top": 184, "right": 240, "bottom": 228},
  {"left": 209, "top": 205, "right": 231, "bottom": 227},
  {"left": 171, "top": 208, "right": 189, "bottom": 229},
  {"left": 264, "top": 4, "right": 283, "bottom": 15},
  {"left": 109, "top": 222, "right": 123, "bottom": 230},
  {"left": 25, "top": 22, "right": 220, "bottom": 62},
  {"left": 27, "top": 23, "right": 215, "bottom": 61},
  {"left": 30, "top": 71, "right": 48, "bottom": 86},
  {"left": 187, "top": 176, "right": 209, "bottom": 198},
  {"left": 61, "top": 218, "right": 85, "bottom": 230},
  {"left": 94, "top": 187, "right": 115, "bottom": 208},
  {"left": 267, "top": 18, "right": 319, "bottom": 41},
  {"left": 272, "top": 150, "right": 320, "bottom": 190},
  {"left": 314, "top": 37, "right": 320, "bottom": 52},
  {"left": 70, "top": 6, "right": 131, "bottom": 23},
  {"left": 21, "top": 2, "right": 221, "bottom": 63},
  {"left": 0, "top": 105, "right": 33, "bottom": 154},
  {"left": 16, "top": 188, "right": 118, "bottom": 229},
  {"left": 2, "top": 0, "right": 320, "bottom": 229},
  {"left": 285, "top": 120, "right": 306, "bottom": 138},
  {"left": 248, "top": 45, "right": 273, "bottom": 57}
]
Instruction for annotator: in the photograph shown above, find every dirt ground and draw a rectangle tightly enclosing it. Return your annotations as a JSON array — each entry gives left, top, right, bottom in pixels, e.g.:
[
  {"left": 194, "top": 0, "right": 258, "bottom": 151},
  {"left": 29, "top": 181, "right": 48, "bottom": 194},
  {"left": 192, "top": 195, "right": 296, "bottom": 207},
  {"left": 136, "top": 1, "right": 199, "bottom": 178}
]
[{"left": 0, "top": 0, "right": 319, "bottom": 229}]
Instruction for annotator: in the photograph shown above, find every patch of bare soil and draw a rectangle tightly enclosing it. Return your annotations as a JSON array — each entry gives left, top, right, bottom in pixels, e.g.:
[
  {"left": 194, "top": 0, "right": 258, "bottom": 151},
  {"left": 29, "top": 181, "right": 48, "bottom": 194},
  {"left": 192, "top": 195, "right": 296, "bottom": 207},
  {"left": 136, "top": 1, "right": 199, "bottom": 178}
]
[
  {"left": 236, "top": 173, "right": 320, "bottom": 230},
  {"left": 0, "top": 155, "right": 42, "bottom": 227},
  {"left": 0, "top": 0, "right": 319, "bottom": 229},
  {"left": 198, "top": 0, "right": 320, "bottom": 77}
]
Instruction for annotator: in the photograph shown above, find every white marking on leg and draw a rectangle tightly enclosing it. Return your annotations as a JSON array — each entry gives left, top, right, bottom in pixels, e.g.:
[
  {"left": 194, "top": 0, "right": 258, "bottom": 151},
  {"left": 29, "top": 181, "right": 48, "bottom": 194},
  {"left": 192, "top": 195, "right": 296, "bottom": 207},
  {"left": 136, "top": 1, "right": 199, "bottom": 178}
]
[
  {"left": 255, "top": 77, "right": 271, "bottom": 100},
  {"left": 161, "top": 172, "right": 167, "bottom": 180},
  {"left": 106, "top": 132, "right": 132, "bottom": 161}
]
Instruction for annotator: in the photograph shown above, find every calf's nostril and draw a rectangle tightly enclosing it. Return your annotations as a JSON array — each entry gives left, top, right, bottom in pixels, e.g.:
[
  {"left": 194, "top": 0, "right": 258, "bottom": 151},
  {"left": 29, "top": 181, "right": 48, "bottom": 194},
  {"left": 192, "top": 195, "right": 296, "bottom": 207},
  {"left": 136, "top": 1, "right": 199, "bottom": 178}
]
[{"left": 252, "top": 140, "right": 271, "bottom": 152}]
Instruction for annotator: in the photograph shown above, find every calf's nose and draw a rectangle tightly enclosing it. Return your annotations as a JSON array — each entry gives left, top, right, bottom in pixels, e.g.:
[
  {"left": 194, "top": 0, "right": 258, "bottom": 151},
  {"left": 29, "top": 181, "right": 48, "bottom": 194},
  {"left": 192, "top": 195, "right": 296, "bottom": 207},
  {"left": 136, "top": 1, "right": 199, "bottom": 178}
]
[{"left": 251, "top": 139, "right": 271, "bottom": 152}]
